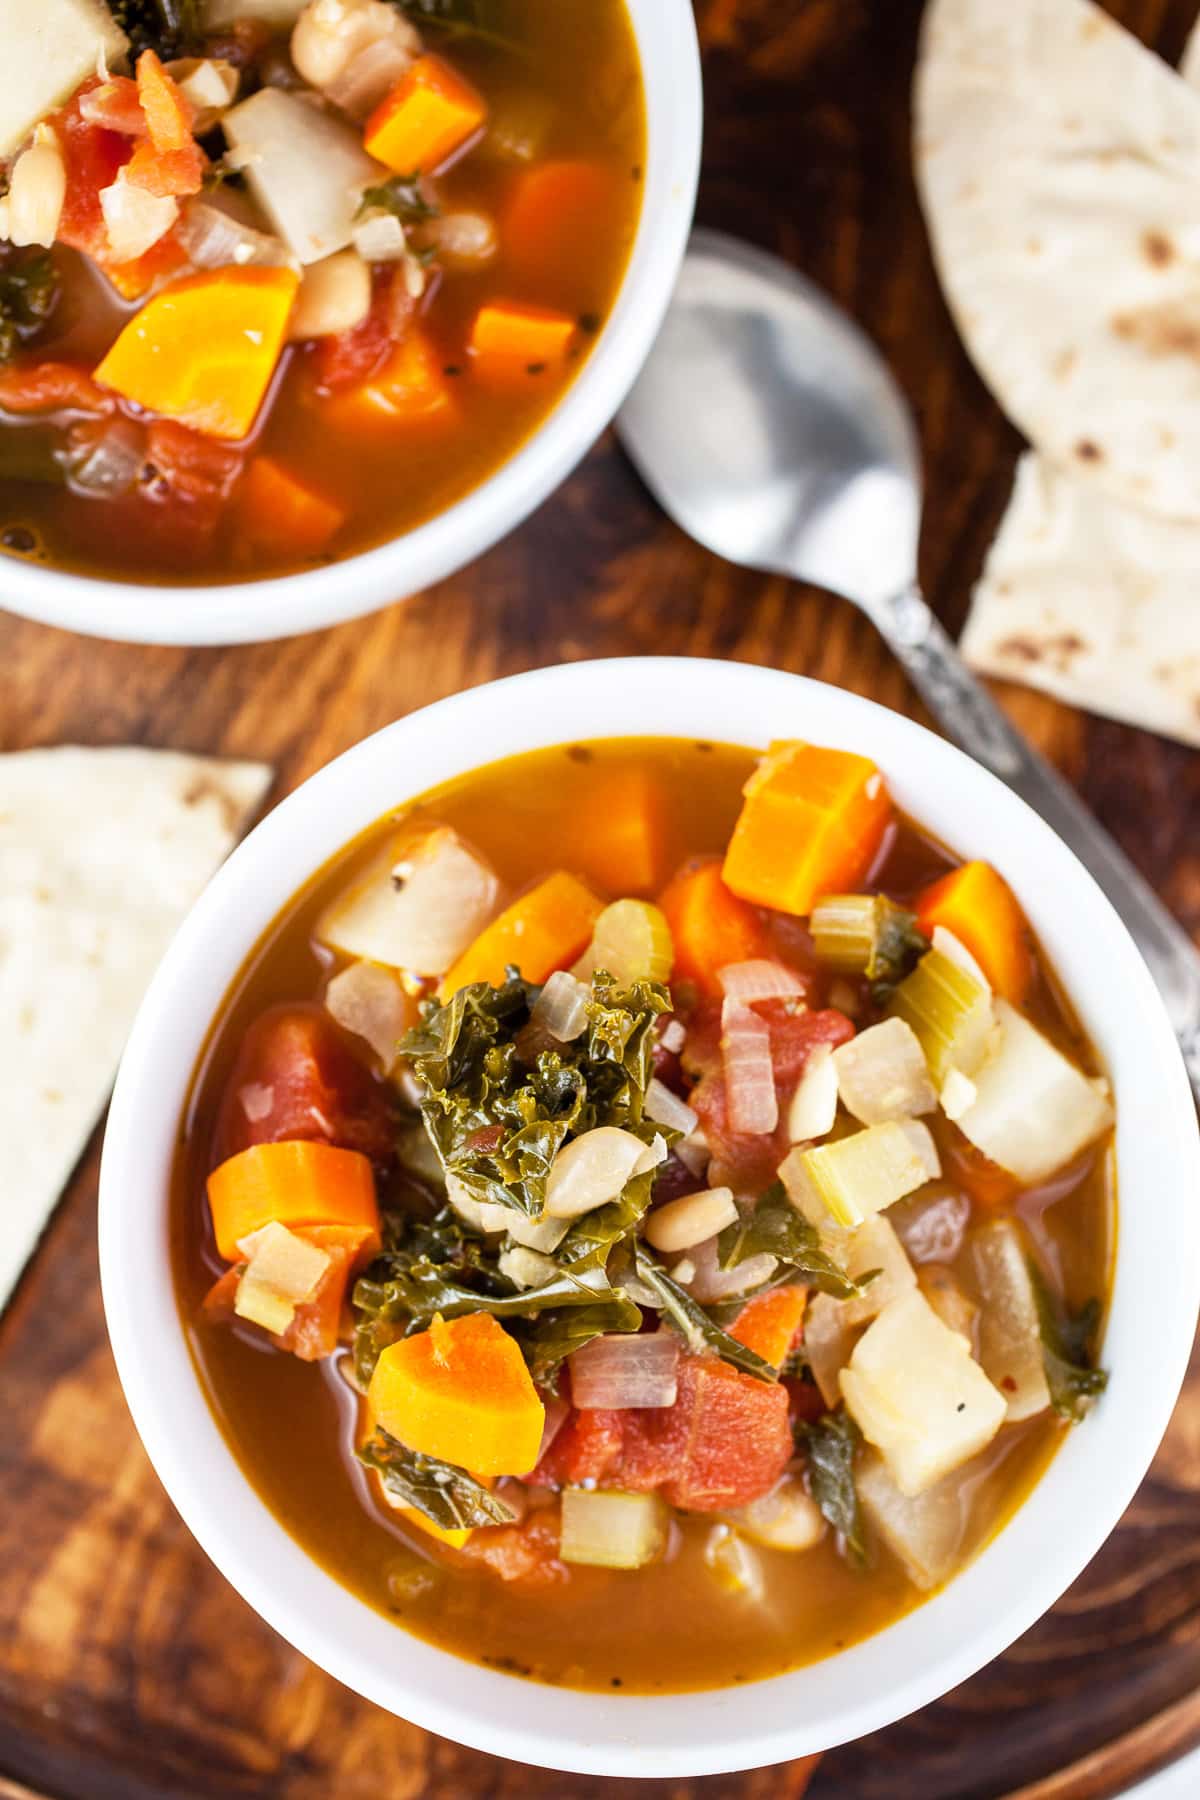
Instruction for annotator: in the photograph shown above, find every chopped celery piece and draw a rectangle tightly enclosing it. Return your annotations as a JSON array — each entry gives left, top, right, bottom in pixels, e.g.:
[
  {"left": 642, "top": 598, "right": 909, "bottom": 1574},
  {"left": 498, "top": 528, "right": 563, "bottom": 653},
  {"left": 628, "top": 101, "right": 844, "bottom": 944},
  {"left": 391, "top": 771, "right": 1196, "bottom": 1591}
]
[
  {"left": 886, "top": 946, "right": 995, "bottom": 1085},
  {"left": 856, "top": 1452, "right": 970, "bottom": 1591},
  {"left": 840, "top": 1291, "right": 1006, "bottom": 1496},
  {"left": 970, "top": 1219, "right": 1051, "bottom": 1421},
  {"left": 810, "top": 893, "right": 927, "bottom": 981},
  {"left": 575, "top": 899, "right": 674, "bottom": 985},
  {"left": 953, "top": 1000, "right": 1114, "bottom": 1185},
  {"left": 780, "top": 1119, "right": 940, "bottom": 1231},
  {"left": 234, "top": 1221, "right": 330, "bottom": 1335},
  {"left": 833, "top": 1017, "right": 937, "bottom": 1124},
  {"left": 560, "top": 1488, "right": 668, "bottom": 1569}
]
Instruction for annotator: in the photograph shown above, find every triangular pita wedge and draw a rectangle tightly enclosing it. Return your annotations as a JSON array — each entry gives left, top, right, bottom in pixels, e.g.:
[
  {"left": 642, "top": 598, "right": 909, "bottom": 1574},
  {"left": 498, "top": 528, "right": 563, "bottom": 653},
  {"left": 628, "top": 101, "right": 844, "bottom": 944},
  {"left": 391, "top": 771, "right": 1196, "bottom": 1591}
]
[
  {"left": 961, "top": 453, "right": 1200, "bottom": 746},
  {"left": 916, "top": 0, "right": 1200, "bottom": 522},
  {"left": 0, "top": 747, "right": 272, "bottom": 1307}
]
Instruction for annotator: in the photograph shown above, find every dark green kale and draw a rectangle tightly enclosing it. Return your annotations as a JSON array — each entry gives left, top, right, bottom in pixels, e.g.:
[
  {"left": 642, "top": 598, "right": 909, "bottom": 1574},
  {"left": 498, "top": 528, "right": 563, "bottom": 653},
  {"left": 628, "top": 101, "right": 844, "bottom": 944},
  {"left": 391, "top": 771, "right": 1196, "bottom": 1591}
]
[
  {"left": 0, "top": 251, "right": 60, "bottom": 366},
  {"left": 388, "top": 0, "right": 519, "bottom": 53},
  {"left": 357, "top": 173, "right": 439, "bottom": 225},
  {"left": 358, "top": 1427, "right": 516, "bottom": 1530},
  {"left": 798, "top": 1409, "right": 867, "bottom": 1565},
  {"left": 109, "top": 0, "right": 203, "bottom": 58},
  {"left": 633, "top": 1244, "right": 777, "bottom": 1384},
  {"left": 716, "top": 1182, "right": 867, "bottom": 1301},
  {"left": 866, "top": 898, "right": 929, "bottom": 986},
  {"left": 1029, "top": 1262, "right": 1108, "bottom": 1420}
]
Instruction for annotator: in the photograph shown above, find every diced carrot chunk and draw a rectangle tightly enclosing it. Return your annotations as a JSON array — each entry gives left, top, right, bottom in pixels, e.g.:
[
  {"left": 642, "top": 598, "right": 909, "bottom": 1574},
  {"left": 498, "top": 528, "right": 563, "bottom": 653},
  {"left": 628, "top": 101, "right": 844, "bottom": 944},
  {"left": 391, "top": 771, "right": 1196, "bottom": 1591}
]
[
  {"left": 915, "top": 860, "right": 1033, "bottom": 1004},
  {"left": 723, "top": 741, "right": 893, "bottom": 916},
  {"left": 658, "top": 858, "right": 768, "bottom": 999},
  {"left": 360, "top": 1396, "right": 495, "bottom": 1548},
  {"left": 206, "top": 1139, "right": 381, "bottom": 1263},
  {"left": 323, "top": 331, "right": 455, "bottom": 433},
  {"left": 501, "top": 160, "right": 624, "bottom": 287},
  {"left": 364, "top": 53, "right": 486, "bottom": 173},
  {"left": 728, "top": 1286, "right": 808, "bottom": 1369},
  {"left": 235, "top": 456, "right": 346, "bottom": 561},
  {"left": 468, "top": 301, "right": 576, "bottom": 379},
  {"left": 559, "top": 763, "right": 669, "bottom": 896},
  {"left": 368, "top": 1312, "right": 545, "bottom": 1477},
  {"left": 136, "top": 49, "right": 195, "bottom": 154},
  {"left": 124, "top": 136, "right": 206, "bottom": 198},
  {"left": 95, "top": 267, "right": 299, "bottom": 440},
  {"left": 439, "top": 870, "right": 603, "bottom": 997},
  {"left": 456, "top": 1507, "right": 566, "bottom": 1584}
]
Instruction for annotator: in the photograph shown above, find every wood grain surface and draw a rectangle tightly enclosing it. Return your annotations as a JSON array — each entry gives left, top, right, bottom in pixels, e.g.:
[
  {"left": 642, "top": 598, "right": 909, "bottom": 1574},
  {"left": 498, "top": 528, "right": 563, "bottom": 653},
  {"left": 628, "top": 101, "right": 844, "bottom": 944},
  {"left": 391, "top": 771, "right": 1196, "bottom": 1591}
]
[{"left": 3, "top": 2, "right": 1200, "bottom": 1796}]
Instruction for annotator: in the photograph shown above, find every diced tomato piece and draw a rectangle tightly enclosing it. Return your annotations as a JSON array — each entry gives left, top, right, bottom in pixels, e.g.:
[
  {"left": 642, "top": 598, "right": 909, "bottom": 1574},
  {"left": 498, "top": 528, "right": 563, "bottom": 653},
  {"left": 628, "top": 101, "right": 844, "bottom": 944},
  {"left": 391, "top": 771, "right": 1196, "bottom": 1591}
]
[
  {"left": 455, "top": 1507, "right": 567, "bottom": 1586},
  {"left": 531, "top": 1407, "right": 624, "bottom": 1486},
  {"left": 785, "top": 1377, "right": 827, "bottom": 1428},
  {"left": 618, "top": 1355, "right": 792, "bottom": 1511},
  {"left": 213, "top": 1003, "right": 396, "bottom": 1167},
  {"left": 312, "top": 269, "right": 412, "bottom": 391},
  {"left": 0, "top": 361, "right": 115, "bottom": 415},
  {"left": 136, "top": 418, "right": 244, "bottom": 549},
  {"left": 54, "top": 87, "right": 132, "bottom": 260},
  {"left": 105, "top": 229, "right": 188, "bottom": 301},
  {"left": 201, "top": 1264, "right": 240, "bottom": 1321},
  {"left": 761, "top": 1002, "right": 856, "bottom": 1087}
]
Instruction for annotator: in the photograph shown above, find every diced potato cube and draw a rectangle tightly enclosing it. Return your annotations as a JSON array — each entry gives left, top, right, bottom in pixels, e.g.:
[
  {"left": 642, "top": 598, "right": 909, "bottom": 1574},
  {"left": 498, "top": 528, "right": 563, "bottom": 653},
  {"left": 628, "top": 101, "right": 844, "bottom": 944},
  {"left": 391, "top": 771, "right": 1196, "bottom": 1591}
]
[
  {"left": 780, "top": 1118, "right": 940, "bottom": 1231},
  {"left": 953, "top": 1000, "right": 1114, "bottom": 1185},
  {"left": 970, "top": 1219, "right": 1051, "bottom": 1422},
  {"left": 318, "top": 823, "right": 500, "bottom": 977},
  {"left": 0, "top": 0, "right": 127, "bottom": 157},
  {"left": 840, "top": 1290, "right": 1006, "bottom": 1496},
  {"left": 833, "top": 1018, "right": 937, "bottom": 1125},
  {"left": 222, "top": 88, "right": 383, "bottom": 264},
  {"left": 857, "top": 1451, "right": 970, "bottom": 1590}
]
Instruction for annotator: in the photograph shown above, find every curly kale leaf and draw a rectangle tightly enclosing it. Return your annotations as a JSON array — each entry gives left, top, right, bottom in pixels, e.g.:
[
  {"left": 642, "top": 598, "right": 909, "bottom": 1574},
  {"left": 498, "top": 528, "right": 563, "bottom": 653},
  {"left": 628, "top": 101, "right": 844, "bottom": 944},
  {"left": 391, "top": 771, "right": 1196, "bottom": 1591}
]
[
  {"left": 357, "top": 173, "right": 439, "bottom": 225},
  {"left": 716, "top": 1183, "right": 867, "bottom": 1301},
  {"left": 358, "top": 1428, "right": 516, "bottom": 1530},
  {"left": 109, "top": 0, "right": 203, "bottom": 58},
  {"left": 1029, "top": 1262, "right": 1108, "bottom": 1420},
  {"left": 633, "top": 1244, "right": 777, "bottom": 1384}
]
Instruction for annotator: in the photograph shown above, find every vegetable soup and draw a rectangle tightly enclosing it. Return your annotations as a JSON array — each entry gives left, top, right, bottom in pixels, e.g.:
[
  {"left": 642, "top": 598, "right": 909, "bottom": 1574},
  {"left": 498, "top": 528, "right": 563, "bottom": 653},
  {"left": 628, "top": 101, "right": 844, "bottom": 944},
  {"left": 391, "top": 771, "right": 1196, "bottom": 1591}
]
[
  {"left": 174, "top": 738, "right": 1115, "bottom": 1693},
  {"left": 0, "top": 0, "right": 643, "bottom": 583}
]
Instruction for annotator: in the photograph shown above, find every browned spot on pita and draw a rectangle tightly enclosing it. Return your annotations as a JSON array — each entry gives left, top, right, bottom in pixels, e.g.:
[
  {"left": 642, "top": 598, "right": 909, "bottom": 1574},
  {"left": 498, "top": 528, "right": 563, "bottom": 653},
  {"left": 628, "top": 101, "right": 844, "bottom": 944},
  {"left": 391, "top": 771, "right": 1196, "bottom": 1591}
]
[
  {"left": 996, "top": 580, "right": 1013, "bottom": 596},
  {"left": 1110, "top": 302, "right": 1200, "bottom": 359},
  {"left": 997, "top": 634, "right": 1087, "bottom": 672},
  {"left": 1075, "top": 440, "right": 1103, "bottom": 463},
  {"left": 183, "top": 776, "right": 240, "bottom": 836},
  {"left": 1159, "top": 427, "right": 1176, "bottom": 449},
  {"left": 958, "top": 180, "right": 979, "bottom": 202},
  {"left": 1143, "top": 231, "right": 1174, "bottom": 268},
  {"left": 1026, "top": 237, "right": 1042, "bottom": 256},
  {"left": 1052, "top": 348, "right": 1077, "bottom": 380}
]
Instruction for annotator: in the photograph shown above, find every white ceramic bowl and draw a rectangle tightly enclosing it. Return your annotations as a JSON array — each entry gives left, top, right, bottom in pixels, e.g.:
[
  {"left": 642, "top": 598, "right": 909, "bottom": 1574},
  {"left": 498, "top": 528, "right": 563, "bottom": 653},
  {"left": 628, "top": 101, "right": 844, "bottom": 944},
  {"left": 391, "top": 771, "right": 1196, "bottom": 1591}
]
[
  {"left": 99, "top": 658, "right": 1200, "bottom": 1777},
  {"left": 0, "top": 4, "right": 701, "bottom": 648}
]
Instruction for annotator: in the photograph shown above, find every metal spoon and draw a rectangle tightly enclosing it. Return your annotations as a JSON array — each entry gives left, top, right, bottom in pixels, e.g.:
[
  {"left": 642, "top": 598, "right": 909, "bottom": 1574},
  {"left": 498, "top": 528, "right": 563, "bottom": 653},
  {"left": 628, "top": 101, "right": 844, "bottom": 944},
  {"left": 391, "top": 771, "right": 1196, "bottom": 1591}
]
[{"left": 617, "top": 228, "right": 1200, "bottom": 1097}]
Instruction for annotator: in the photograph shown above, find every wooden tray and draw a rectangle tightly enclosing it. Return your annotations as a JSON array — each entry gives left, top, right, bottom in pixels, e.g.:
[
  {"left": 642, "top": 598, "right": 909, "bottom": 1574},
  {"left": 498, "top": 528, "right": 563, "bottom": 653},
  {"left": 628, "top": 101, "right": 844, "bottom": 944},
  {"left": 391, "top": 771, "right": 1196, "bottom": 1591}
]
[{"left": 4, "top": 3, "right": 1200, "bottom": 1795}]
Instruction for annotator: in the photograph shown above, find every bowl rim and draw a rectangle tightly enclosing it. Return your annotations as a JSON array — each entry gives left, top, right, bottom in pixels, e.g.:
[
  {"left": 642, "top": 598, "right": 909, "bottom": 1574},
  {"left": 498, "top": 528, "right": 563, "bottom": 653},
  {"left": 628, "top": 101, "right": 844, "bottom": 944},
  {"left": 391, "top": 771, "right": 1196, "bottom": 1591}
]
[
  {"left": 99, "top": 657, "right": 1200, "bottom": 1776},
  {"left": 0, "top": 0, "right": 703, "bottom": 647}
]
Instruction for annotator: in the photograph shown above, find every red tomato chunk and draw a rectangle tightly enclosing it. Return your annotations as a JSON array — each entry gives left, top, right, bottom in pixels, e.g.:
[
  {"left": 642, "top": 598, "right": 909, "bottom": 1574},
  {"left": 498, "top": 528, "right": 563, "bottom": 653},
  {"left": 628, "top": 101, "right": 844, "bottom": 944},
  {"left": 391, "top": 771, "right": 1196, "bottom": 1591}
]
[{"left": 213, "top": 1003, "right": 395, "bottom": 1167}]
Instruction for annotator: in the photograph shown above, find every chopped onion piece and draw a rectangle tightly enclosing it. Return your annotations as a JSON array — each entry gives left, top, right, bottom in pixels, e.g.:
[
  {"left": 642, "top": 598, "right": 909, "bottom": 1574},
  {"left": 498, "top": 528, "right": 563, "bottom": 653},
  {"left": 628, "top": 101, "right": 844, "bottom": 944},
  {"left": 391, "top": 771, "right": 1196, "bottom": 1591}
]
[
  {"left": 100, "top": 170, "right": 177, "bottom": 263},
  {"left": 178, "top": 198, "right": 290, "bottom": 270},
  {"left": 720, "top": 998, "right": 778, "bottom": 1135},
  {"left": 530, "top": 969, "right": 590, "bottom": 1042},
  {"left": 833, "top": 1018, "right": 937, "bottom": 1125},
  {"left": 969, "top": 1219, "right": 1051, "bottom": 1421},
  {"left": 939, "top": 1067, "right": 977, "bottom": 1122},
  {"left": 61, "top": 418, "right": 144, "bottom": 498},
  {"left": 544, "top": 1126, "right": 648, "bottom": 1220},
  {"left": 644, "top": 1076, "right": 698, "bottom": 1136},
  {"left": 780, "top": 1119, "right": 940, "bottom": 1231},
  {"left": 325, "top": 32, "right": 416, "bottom": 118},
  {"left": 840, "top": 1291, "right": 1006, "bottom": 1496},
  {"left": 681, "top": 1234, "right": 776, "bottom": 1303},
  {"left": 234, "top": 1220, "right": 330, "bottom": 1335},
  {"left": 887, "top": 947, "right": 995, "bottom": 1086},
  {"left": 575, "top": 898, "right": 674, "bottom": 985},
  {"left": 560, "top": 1489, "right": 668, "bottom": 1569},
  {"left": 785, "top": 1043, "right": 838, "bottom": 1143},
  {"left": 857, "top": 1452, "right": 970, "bottom": 1591},
  {"left": 166, "top": 56, "right": 239, "bottom": 126},
  {"left": 953, "top": 1000, "right": 1114, "bottom": 1185},
  {"left": 660, "top": 1019, "right": 686, "bottom": 1054},
  {"left": 724, "top": 1476, "right": 825, "bottom": 1552},
  {"left": 674, "top": 1128, "right": 709, "bottom": 1176},
  {"left": 569, "top": 1332, "right": 680, "bottom": 1409},
  {"left": 931, "top": 925, "right": 990, "bottom": 991},
  {"left": 324, "top": 959, "right": 411, "bottom": 1070},
  {"left": 717, "top": 959, "right": 807, "bottom": 1003},
  {"left": 644, "top": 1186, "right": 738, "bottom": 1254},
  {"left": 318, "top": 823, "right": 500, "bottom": 977},
  {"left": 352, "top": 209, "right": 407, "bottom": 261},
  {"left": 703, "top": 1523, "right": 764, "bottom": 1599},
  {"left": 889, "top": 1188, "right": 971, "bottom": 1264}
]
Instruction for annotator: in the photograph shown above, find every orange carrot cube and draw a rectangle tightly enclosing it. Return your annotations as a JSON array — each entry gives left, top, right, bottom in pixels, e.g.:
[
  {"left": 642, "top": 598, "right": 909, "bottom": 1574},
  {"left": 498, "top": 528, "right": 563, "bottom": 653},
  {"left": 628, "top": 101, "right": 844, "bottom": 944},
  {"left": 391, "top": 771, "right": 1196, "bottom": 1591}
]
[
  {"left": 364, "top": 53, "right": 486, "bottom": 173},
  {"left": 723, "top": 742, "right": 893, "bottom": 917}
]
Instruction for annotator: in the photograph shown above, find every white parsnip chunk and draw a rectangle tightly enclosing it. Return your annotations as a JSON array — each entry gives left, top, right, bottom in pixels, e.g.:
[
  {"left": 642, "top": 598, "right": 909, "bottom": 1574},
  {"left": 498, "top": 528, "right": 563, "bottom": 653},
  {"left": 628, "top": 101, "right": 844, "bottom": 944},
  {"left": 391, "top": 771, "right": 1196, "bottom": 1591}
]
[
  {"left": 833, "top": 1018, "right": 937, "bottom": 1125},
  {"left": 318, "top": 823, "right": 500, "bottom": 977},
  {"left": 953, "top": 1001, "right": 1113, "bottom": 1185}
]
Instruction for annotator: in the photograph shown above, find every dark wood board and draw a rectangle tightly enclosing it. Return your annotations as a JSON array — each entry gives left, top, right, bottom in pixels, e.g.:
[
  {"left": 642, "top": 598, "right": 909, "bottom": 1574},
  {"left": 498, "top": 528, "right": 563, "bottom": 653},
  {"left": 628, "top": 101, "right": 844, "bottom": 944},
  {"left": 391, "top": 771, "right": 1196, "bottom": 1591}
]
[{"left": 3, "top": 1, "right": 1200, "bottom": 1795}]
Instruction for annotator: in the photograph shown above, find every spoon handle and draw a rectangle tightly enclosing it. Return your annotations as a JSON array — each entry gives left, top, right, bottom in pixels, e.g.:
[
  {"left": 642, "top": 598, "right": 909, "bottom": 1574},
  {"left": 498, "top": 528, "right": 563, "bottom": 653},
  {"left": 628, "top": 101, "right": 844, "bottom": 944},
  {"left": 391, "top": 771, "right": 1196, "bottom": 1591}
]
[{"left": 877, "top": 584, "right": 1200, "bottom": 1098}]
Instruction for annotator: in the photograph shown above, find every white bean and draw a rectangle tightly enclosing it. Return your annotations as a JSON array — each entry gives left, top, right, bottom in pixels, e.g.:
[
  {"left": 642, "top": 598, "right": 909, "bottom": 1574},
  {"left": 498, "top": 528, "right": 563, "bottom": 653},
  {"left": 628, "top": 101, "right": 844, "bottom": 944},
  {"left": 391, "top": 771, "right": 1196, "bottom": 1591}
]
[
  {"left": 644, "top": 1186, "right": 738, "bottom": 1254},
  {"left": 7, "top": 126, "right": 66, "bottom": 248},
  {"left": 291, "top": 0, "right": 403, "bottom": 92},
  {"left": 288, "top": 248, "right": 372, "bottom": 340},
  {"left": 430, "top": 209, "right": 497, "bottom": 268}
]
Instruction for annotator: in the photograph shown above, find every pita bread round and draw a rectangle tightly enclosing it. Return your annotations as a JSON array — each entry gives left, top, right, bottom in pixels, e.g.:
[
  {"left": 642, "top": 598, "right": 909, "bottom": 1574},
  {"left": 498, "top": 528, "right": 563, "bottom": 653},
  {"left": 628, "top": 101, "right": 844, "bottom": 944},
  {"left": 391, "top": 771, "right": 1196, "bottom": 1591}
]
[{"left": 916, "top": 0, "right": 1200, "bottom": 522}]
